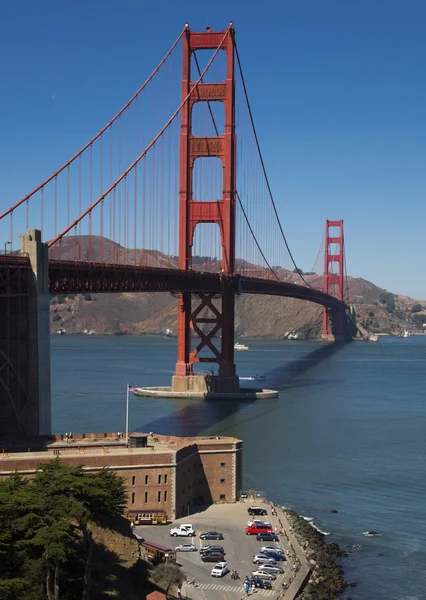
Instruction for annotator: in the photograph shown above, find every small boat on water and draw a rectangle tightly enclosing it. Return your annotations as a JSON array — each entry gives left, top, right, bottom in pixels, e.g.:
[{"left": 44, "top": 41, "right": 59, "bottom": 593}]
[
  {"left": 287, "top": 332, "right": 299, "bottom": 340},
  {"left": 399, "top": 330, "right": 410, "bottom": 338},
  {"left": 234, "top": 342, "right": 249, "bottom": 351},
  {"left": 239, "top": 374, "right": 266, "bottom": 382}
]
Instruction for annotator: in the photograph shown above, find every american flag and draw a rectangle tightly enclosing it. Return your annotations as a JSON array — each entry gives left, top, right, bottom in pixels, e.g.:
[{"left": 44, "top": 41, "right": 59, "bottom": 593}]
[{"left": 128, "top": 385, "right": 138, "bottom": 393}]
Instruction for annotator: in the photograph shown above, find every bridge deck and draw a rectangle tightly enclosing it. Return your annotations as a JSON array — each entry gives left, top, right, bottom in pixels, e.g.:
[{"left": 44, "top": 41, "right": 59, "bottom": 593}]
[{"left": 1, "top": 257, "right": 346, "bottom": 311}]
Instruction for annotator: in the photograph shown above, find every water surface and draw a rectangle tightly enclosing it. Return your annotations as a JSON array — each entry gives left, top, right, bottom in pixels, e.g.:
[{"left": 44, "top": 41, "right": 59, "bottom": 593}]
[{"left": 52, "top": 334, "right": 426, "bottom": 600}]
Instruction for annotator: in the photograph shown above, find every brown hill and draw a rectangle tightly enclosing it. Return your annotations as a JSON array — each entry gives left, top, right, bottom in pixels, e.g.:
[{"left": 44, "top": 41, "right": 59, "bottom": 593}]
[{"left": 49, "top": 236, "right": 426, "bottom": 338}]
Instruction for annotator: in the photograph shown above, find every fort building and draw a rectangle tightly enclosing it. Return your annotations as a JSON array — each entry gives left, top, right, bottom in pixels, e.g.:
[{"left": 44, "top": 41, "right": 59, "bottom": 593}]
[{"left": 0, "top": 432, "right": 242, "bottom": 520}]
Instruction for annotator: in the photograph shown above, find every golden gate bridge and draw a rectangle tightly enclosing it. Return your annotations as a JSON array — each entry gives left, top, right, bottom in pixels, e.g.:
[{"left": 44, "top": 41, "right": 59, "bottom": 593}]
[{"left": 0, "top": 24, "right": 352, "bottom": 436}]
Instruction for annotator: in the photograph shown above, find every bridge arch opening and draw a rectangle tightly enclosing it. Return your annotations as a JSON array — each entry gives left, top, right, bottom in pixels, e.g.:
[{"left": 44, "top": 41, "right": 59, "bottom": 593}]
[
  {"left": 192, "top": 157, "right": 223, "bottom": 203},
  {"left": 191, "top": 101, "right": 225, "bottom": 137},
  {"left": 191, "top": 222, "right": 222, "bottom": 273},
  {"left": 190, "top": 48, "right": 226, "bottom": 85}
]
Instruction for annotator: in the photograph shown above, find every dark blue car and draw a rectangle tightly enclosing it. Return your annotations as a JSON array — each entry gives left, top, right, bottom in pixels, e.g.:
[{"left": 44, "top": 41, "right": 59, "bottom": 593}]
[
  {"left": 256, "top": 532, "right": 279, "bottom": 542},
  {"left": 264, "top": 551, "right": 286, "bottom": 561},
  {"left": 246, "top": 577, "right": 272, "bottom": 589}
]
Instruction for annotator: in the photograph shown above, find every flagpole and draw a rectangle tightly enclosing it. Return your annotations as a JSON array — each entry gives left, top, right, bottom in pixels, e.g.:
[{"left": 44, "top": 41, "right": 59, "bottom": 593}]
[{"left": 125, "top": 382, "right": 129, "bottom": 444}]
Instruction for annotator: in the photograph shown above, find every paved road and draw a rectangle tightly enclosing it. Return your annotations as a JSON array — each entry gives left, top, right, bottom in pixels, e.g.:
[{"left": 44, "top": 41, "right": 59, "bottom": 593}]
[{"left": 135, "top": 502, "right": 288, "bottom": 600}]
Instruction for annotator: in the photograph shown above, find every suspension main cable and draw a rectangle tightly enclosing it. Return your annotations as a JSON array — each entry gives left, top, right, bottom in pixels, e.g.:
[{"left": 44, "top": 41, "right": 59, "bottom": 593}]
[
  {"left": 0, "top": 28, "right": 185, "bottom": 221},
  {"left": 234, "top": 41, "right": 313, "bottom": 288},
  {"left": 48, "top": 26, "right": 232, "bottom": 247},
  {"left": 192, "top": 52, "right": 280, "bottom": 281},
  {"left": 308, "top": 233, "right": 325, "bottom": 285}
]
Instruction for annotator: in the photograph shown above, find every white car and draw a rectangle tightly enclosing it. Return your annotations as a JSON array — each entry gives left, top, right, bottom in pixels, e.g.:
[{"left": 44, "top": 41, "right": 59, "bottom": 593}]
[
  {"left": 175, "top": 543, "right": 197, "bottom": 552},
  {"left": 251, "top": 569, "right": 277, "bottom": 580},
  {"left": 170, "top": 524, "right": 195, "bottom": 537},
  {"left": 247, "top": 519, "right": 271, "bottom": 527},
  {"left": 211, "top": 561, "right": 229, "bottom": 577}
]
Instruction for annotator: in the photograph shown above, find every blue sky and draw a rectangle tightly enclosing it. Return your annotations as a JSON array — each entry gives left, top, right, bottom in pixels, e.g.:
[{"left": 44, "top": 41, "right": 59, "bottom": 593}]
[{"left": 1, "top": 1, "right": 425, "bottom": 298}]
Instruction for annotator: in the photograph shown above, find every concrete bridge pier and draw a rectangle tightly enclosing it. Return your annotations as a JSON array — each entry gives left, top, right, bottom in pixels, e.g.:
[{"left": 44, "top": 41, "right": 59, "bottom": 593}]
[{"left": 20, "top": 229, "right": 51, "bottom": 434}]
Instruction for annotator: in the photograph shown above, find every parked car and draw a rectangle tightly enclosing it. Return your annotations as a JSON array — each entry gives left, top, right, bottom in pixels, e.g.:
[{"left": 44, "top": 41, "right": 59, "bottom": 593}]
[
  {"left": 252, "top": 553, "right": 276, "bottom": 565},
  {"left": 246, "top": 576, "right": 272, "bottom": 589},
  {"left": 246, "top": 524, "right": 273, "bottom": 536},
  {"left": 247, "top": 520, "right": 271, "bottom": 527},
  {"left": 256, "top": 563, "right": 284, "bottom": 574},
  {"left": 256, "top": 532, "right": 279, "bottom": 542},
  {"left": 200, "top": 531, "right": 224, "bottom": 540},
  {"left": 211, "top": 561, "right": 229, "bottom": 577},
  {"left": 170, "top": 524, "right": 195, "bottom": 537},
  {"left": 175, "top": 543, "right": 197, "bottom": 552},
  {"left": 247, "top": 506, "right": 268, "bottom": 516},
  {"left": 201, "top": 552, "right": 225, "bottom": 563},
  {"left": 264, "top": 551, "right": 285, "bottom": 561},
  {"left": 200, "top": 544, "right": 224, "bottom": 555},
  {"left": 260, "top": 545, "right": 285, "bottom": 554},
  {"left": 251, "top": 569, "right": 277, "bottom": 580}
]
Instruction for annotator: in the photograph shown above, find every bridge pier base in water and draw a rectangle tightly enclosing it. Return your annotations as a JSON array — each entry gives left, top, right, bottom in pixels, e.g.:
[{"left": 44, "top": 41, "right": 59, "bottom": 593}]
[{"left": 171, "top": 374, "right": 240, "bottom": 394}]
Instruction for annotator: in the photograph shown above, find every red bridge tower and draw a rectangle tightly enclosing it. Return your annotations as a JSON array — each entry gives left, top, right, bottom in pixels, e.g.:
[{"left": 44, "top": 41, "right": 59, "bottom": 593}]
[
  {"left": 173, "top": 25, "right": 239, "bottom": 393},
  {"left": 322, "top": 219, "right": 346, "bottom": 340}
]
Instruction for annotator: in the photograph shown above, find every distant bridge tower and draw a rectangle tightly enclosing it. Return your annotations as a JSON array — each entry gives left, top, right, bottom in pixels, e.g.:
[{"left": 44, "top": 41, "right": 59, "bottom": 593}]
[
  {"left": 322, "top": 219, "right": 345, "bottom": 340},
  {"left": 173, "top": 25, "right": 239, "bottom": 393}
]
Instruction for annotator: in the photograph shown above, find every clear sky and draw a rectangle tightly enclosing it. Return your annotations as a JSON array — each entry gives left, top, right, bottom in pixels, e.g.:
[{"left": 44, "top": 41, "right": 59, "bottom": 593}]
[{"left": 1, "top": 1, "right": 425, "bottom": 298}]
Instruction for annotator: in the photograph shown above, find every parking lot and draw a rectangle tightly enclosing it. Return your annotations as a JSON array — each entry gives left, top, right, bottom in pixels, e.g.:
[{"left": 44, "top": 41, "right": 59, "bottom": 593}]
[{"left": 135, "top": 502, "right": 289, "bottom": 599}]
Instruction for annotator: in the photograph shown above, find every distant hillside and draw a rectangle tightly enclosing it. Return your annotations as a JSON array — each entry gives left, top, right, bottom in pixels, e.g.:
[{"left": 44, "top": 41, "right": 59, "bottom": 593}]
[{"left": 49, "top": 236, "right": 426, "bottom": 339}]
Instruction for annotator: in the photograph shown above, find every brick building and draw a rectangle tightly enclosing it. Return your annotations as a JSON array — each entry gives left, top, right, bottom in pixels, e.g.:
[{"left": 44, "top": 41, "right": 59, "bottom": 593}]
[{"left": 0, "top": 432, "right": 242, "bottom": 520}]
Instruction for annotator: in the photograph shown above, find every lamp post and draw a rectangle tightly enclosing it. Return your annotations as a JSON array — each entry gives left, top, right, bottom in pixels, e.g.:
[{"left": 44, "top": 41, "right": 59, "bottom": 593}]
[
  {"left": 73, "top": 240, "right": 81, "bottom": 260},
  {"left": 4, "top": 241, "right": 12, "bottom": 255}
]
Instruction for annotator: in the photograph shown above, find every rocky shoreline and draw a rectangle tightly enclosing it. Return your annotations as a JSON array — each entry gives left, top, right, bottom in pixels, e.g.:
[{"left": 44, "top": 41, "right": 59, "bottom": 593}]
[{"left": 284, "top": 509, "right": 352, "bottom": 600}]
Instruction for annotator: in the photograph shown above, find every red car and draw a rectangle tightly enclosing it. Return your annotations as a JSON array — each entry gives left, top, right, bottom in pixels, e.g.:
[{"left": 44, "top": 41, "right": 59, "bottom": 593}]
[{"left": 245, "top": 523, "right": 273, "bottom": 536}]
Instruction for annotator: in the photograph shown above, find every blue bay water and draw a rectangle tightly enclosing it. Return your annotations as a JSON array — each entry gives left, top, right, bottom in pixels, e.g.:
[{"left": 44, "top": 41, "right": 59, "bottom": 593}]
[{"left": 51, "top": 335, "right": 426, "bottom": 600}]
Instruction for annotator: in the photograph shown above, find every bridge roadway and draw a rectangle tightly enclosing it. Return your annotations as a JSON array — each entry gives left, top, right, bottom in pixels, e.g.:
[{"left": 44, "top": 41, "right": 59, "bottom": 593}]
[{"left": 1, "top": 256, "right": 347, "bottom": 312}]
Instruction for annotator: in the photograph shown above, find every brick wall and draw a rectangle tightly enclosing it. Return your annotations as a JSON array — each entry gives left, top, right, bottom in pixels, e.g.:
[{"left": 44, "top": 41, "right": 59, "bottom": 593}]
[{"left": 0, "top": 436, "right": 243, "bottom": 520}]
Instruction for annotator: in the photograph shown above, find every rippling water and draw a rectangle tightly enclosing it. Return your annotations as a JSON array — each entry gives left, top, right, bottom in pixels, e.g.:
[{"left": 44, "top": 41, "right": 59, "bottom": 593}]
[{"left": 51, "top": 334, "right": 426, "bottom": 600}]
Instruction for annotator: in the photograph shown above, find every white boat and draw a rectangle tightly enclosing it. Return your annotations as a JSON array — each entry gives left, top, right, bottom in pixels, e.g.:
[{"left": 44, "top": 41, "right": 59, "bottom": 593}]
[
  {"left": 287, "top": 332, "right": 299, "bottom": 340},
  {"left": 239, "top": 374, "right": 266, "bottom": 382},
  {"left": 400, "top": 330, "right": 410, "bottom": 338},
  {"left": 56, "top": 327, "right": 66, "bottom": 335},
  {"left": 368, "top": 334, "right": 379, "bottom": 342},
  {"left": 234, "top": 342, "right": 249, "bottom": 351},
  {"left": 165, "top": 328, "right": 172, "bottom": 337}
]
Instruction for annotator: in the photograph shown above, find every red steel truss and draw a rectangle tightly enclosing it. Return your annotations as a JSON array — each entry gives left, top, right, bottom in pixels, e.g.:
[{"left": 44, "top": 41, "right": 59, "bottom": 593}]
[{"left": 175, "top": 26, "right": 237, "bottom": 377}]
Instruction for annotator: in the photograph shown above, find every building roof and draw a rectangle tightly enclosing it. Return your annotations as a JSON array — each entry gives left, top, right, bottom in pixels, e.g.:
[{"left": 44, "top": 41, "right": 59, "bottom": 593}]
[
  {"left": 142, "top": 540, "right": 174, "bottom": 553},
  {"left": 147, "top": 592, "right": 167, "bottom": 600}
]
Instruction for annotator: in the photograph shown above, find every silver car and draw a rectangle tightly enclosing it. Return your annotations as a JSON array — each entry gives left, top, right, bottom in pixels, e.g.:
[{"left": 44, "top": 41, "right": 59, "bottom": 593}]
[
  {"left": 256, "top": 563, "right": 284, "bottom": 574},
  {"left": 251, "top": 569, "right": 277, "bottom": 581},
  {"left": 260, "top": 545, "right": 285, "bottom": 554},
  {"left": 252, "top": 553, "right": 276, "bottom": 565},
  {"left": 175, "top": 543, "right": 197, "bottom": 552}
]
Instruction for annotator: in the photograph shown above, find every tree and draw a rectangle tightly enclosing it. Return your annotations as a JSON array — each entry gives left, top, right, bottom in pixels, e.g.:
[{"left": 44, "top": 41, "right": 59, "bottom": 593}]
[
  {"left": 150, "top": 564, "right": 184, "bottom": 595},
  {"left": 411, "top": 304, "right": 422, "bottom": 313},
  {"left": 0, "top": 459, "right": 128, "bottom": 600},
  {"left": 33, "top": 459, "right": 127, "bottom": 600}
]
